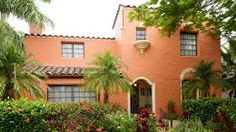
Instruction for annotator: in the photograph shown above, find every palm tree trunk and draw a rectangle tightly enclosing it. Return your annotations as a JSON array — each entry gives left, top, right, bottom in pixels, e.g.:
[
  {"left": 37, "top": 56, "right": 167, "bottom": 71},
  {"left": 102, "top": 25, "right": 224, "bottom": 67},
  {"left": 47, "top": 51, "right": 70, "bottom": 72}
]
[
  {"left": 8, "top": 88, "right": 15, "bottom": 99},
  {"left": 97, "top": 92, "right": 100, "bottom": 102},
  {"left": 5, "top": 80, "right": 15, "bottom": 99},
  {"left": 103, "top": 89, "right": 109, "bottom": 104},
  {"left": 207, "top": 84, "right": 214, "bottom": 97}
]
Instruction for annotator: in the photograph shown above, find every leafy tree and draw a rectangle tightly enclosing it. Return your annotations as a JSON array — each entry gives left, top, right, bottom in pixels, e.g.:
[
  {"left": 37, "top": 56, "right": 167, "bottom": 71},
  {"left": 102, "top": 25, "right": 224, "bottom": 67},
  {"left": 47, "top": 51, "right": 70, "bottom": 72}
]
[
  {"left": 82, "top": 52, "right": 131, "bottom": 103},
  {"left": 183, "top": 61, "right": 223, "bottom": 97},
  {"left": 129, "top": 0, "right": 235, "bottom": 39},
  {"left": 0, "top": 43, "right": 47, "bottom": 100}
]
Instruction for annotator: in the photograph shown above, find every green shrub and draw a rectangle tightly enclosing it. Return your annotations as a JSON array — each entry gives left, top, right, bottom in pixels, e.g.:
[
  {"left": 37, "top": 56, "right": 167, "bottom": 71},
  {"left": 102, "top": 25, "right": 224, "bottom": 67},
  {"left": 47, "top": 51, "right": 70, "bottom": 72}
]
[
  {"left": 169, "top": 119, "right": 209, "bottom": 132},
  {"left": 182, "top": 97, "right": 223, "bottom": 123},
  {"left": 182, "top": 97, "right": 236, "bottom": 131},
  {"left": 45, "top": 102, "right": 125, "bottom": 131},
  {"left": 0, "top": 99, "right": 49, "bottom": 132},
  {"left": 204, "top": 98, "right": 236, "bottom": 131},
  {"left": 0, "top": 99, "right": 125, "bottom": 132},
  {"left": 218, "top": 98, "right": 236, "bottom": 126},
  {"left": 101, "top": 111, "right": 137, "bottom": 132}
]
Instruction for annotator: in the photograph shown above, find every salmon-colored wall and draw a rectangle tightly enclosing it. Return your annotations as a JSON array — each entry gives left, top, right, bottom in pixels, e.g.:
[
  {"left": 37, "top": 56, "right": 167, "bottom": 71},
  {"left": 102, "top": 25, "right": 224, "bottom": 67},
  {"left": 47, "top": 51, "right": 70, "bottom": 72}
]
[
  {"left": 112, "top": 6, "right": 221, "bottom": 116},
  {"left": 25, "top": 37, "right": 117, "bottom": 67},
  {"left": 25, "top": 6, "right": 221, "bottom": 118}
]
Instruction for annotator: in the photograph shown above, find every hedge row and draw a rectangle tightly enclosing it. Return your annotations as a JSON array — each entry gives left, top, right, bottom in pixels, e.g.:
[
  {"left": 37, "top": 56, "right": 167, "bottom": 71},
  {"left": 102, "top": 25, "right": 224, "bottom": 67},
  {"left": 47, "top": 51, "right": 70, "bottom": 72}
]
[
  {"left": 0, "top": 99, "right": 158, "bottom": 132},
  {"left": 182, "top": 97, "right": 236, "bottom": 131}
]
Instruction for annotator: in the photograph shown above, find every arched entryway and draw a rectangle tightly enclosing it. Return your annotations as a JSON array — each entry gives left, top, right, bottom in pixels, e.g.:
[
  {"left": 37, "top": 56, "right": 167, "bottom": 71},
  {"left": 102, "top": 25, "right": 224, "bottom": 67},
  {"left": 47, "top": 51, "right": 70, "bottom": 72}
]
[{"left": 128, "top": 77, "right": 156, "bottom": 114}]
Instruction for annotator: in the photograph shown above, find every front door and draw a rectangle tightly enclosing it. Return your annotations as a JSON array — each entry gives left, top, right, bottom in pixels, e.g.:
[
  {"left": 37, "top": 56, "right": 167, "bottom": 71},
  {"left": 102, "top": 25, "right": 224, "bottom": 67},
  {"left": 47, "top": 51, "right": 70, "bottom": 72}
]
[
  {"left": 130, "top": 79, "right": 152, "bottom": 114},
  {"left": 131, "top": 85, "right": 139, "bottom": 114}
]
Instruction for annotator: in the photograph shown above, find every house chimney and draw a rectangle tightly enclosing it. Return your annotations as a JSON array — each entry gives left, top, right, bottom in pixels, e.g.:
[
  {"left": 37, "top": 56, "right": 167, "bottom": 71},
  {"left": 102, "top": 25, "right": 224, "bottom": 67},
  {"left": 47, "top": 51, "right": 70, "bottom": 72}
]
[{"left": 29, "top": 25, "right": 43, "bottom": 34}]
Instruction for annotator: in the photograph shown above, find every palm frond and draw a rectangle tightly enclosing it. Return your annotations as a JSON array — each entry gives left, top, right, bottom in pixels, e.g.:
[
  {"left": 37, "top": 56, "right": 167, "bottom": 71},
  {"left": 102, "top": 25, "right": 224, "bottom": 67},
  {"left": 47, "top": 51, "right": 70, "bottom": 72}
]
[
  {"left": 0, "top": 0, "right": 54, "bottom": 29},
  {"left": 82, "top": 52, "right": 131, "bottom": 103},
  {"left": 0, "top": 22, "right": 24, "bottom": 47},
  {"left": 0, "top": 43, "right": 46, "bottom": 100},
  {"left": 184, "top": 60, "right": 223, "bottom": 97}
]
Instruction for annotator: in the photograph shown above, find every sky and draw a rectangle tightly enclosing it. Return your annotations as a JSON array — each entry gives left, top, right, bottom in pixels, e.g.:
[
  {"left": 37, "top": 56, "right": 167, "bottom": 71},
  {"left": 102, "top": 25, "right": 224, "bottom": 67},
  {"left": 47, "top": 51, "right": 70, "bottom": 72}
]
[{"left": 8, "top": 0, "right": 146, "bottom": 37}]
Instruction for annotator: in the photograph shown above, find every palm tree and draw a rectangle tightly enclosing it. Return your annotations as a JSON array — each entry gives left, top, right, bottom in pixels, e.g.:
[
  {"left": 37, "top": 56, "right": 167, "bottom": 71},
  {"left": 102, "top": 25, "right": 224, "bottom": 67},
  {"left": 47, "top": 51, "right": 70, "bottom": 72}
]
[
  {"left": 0, "top": 22, "right": 24, "bottom": 47},
  {"left": 82, "top": 52, "right": 131, "bottom": 103},
  {"left": 182, "top": 61, "right": 222, "bottom": 97},
  {"left": 0, "top": 0, "right": 52, "bottom": 100},
  {"left": 0, "top": 0, "right": 53, "bottom": 28},
  {"left": 221, "top": 39, "right": 236, "bottom": 98},
  {"left": 0, "top": 0, "right": 53, "bottom": 47},
  {"left": 0, "top": 43, "right": 47, "bottom": 100}
]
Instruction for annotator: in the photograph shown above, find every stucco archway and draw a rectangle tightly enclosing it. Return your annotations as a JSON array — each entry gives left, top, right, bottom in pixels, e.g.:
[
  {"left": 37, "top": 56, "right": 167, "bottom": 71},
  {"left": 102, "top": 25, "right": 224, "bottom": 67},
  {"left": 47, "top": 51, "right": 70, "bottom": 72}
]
[
  {"left": 128, "top": 77, "right": 156, "bottom": 114},
  {"left": 180, "top": 68, "right": 194, "bottom": 81},
  {"left": 179, "top": 68, "right": 198, "bottom": 101}
]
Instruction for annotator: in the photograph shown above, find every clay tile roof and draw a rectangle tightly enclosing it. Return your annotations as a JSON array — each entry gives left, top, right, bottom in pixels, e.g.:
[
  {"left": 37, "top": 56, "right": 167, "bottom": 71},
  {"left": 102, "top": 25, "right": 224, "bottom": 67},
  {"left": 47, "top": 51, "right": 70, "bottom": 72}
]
[
  {"left": 40, "top": 66, "right": 83, "bottom": 78},
  {"left": 25, "top": 33, "right": 115, "bottom": 40}
]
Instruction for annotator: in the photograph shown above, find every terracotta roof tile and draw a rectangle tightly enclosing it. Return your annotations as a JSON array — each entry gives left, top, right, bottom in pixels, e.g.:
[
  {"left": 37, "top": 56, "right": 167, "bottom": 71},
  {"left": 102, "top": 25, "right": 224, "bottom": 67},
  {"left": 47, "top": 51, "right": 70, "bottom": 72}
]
[
  {"left": 25, "top": 33, "right": 115, "bottom": 40},
  {"left": 40, "top": 66, "right": 83, "bottom": 78}
]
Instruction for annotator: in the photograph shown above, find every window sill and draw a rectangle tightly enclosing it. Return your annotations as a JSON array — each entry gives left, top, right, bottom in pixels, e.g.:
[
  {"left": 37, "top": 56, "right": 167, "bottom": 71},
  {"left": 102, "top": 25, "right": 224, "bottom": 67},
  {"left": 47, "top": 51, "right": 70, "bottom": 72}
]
[
  {"left": 180, "top": 55, "right": 198, "bottom": 57},
  {"left": 61, "top": 57, "right": 84, "bottom": 59}
]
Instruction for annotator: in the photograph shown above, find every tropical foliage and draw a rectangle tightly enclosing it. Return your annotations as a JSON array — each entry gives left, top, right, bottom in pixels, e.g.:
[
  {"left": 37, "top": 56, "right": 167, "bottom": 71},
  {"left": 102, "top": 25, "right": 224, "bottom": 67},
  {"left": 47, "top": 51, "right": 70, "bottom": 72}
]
[
  {"left": 101, "top": 111, "right": 137, "bottom": 132},
  {"left": 0, "top": 99, "right": 125, "bottom": 131},
  {"left": 0, "top": 0, "right": 53, "bottom": 47},
  {"left": 182, "top": 97, "right": 236, "bottom": 131},
  {"left": 82, "top": 52, "right": 131, "bottom": 103},
  {"left": 0, "top": 99, "right": 160, "bottom": 132},
  {"left": 0, "top": 0, "right": 53, "bottom": 28},
  {"left": 169, "top": 119, "right": 209, "bottom": 132},
  {"left": 129, "top": 0, "right": 236, "bottom": 39},
  {"left": 0, "top": 0, "right": 53, "bottom": 100},
  {"left": 182, "top": 97, "right": 223, "bottom": 123},
  {"left": 136, "top": 108, "right": 159, "bottom": 132},
  {"left": 129, "top": 0, "right": 236, "bottom": 97},
  {"left": 0, "top": 43, "right": 46, "bottom": 100},
  {"left": 0, "top": 22, "right": 24, "bottom": 47},
  {"left": 221, "top": 39, "right": 236, "bottom": 97},
  {"left": 182, "top": 61, "right": 224, "bottom": 97}
]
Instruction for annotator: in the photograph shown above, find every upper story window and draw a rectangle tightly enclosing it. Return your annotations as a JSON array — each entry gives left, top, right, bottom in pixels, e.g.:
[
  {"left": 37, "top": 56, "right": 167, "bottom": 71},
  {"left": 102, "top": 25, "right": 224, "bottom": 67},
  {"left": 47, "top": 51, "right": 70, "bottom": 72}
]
[
  {"left": 180, "top": 33, "right": 197, "bottom": 56},
  {"left": 136, "top": 28, "right": 146, "bottom": 40},
  {"left": 48, "top": 85, "right": 96, "bottom": 102},
  {"left": 62, "top": 43, "right": 84, "bottom": 58}
]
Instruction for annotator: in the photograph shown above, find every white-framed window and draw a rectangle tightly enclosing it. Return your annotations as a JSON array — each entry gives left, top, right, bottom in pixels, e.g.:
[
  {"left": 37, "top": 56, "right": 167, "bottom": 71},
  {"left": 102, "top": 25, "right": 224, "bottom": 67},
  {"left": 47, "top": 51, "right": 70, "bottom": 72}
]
[
  {"left": 47, "top": 85, "right": 96, "bottom": 102},
  {"left": 180, "top": 33, "right": 197, "bottom": 56},
  {"left": 136, "top": 28, "right": 146, "bottom": 40},
  {"left": 62, "top": 43, "right": 84, "bottom": 58}
]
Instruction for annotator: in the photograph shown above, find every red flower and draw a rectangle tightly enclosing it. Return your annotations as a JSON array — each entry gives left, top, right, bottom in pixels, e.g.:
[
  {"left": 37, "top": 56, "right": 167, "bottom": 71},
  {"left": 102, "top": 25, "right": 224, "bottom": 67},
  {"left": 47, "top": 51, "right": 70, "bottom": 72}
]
[
  {"left": 87, "top": 128, "right": 91, "bottom": 132},
  {"left": 25, "top": 118, "right": 30, "bottom": 124},
  {"left": 84, "top": 107, "right": 91, "bottom": 113},
  {"left": 96, "top": 128, "right": 102, "bottom": 132}
]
